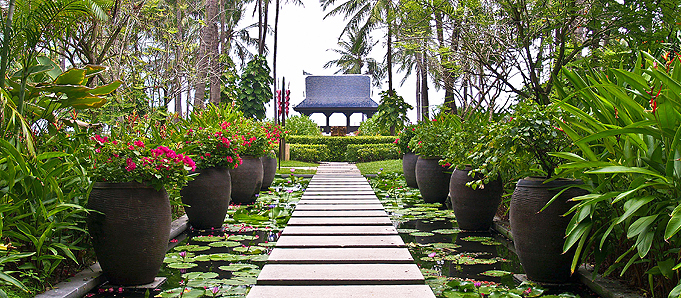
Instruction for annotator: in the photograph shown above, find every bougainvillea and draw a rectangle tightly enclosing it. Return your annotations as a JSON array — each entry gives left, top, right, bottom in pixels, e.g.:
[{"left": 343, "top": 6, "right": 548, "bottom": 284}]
[{"left": 179, "top": 122, "right": 241, "bottom": 170}]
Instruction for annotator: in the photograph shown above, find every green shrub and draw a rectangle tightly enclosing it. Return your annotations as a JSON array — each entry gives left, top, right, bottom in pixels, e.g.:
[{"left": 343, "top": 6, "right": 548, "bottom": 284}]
[
  {"left": 346, "top": 144, "right": 400, "bottom": 162},
  {"left": 290, "top": 144, "right": 329, "bottom": 162},
  {"left": 285, "top": 115, "right": 321, "bottom": 136},
  {"left": 288, "top": 136, "right": 397, "bottom": 161},
  {"left": 356, "top": 113, "right": 390, "bottom": 136}
]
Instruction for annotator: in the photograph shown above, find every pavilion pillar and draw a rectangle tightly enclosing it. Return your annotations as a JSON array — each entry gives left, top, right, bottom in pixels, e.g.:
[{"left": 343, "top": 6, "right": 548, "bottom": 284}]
[
  {"left": 323, "top": 112, "right": 332, "bottom": 134},
  {"left": 344, "top": 112, "right": 353, "bottom": 135}
]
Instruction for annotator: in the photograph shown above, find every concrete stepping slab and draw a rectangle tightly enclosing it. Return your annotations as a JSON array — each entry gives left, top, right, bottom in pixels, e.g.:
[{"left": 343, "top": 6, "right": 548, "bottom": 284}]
[
  {"left": 248, "top": 285, "right": 436, "bottom": 298},
  {"left": 267, "top": 248, "right": 414, "bottom": 264},
  {"left": 287, "top": 217, "right": 392, "bottom": 226},
  {"left": 298, "top": 200, "right": 380, "bottom": 205},
  {"left": 275, "top": 235, "right": 404, "bottom": 248},
  {"left": 282, "top": 225, "right": 398, "bottom": 235},
  {"left": 300, "top": 195, "right": 378, "bottom": 200},
  {"left": 256, "top": 264, "right": 424, "bottom": 285},
  {"left": 291, "top": 210, "right": 388, "bottom": 217},
  {"left": 293, "top": 204, "right": 384, "bottom": 211},
  {"left": 305, "top": 187, "right": 374, "bottom": 191},
  {"left": 304, "top": 191, "right": 377, "bottom": 196}
]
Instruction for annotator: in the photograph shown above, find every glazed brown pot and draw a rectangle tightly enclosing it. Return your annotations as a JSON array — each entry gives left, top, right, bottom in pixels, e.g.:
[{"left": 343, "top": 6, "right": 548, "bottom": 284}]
[
  {"left": 87, "top": 182, "right": 170, "bottom": 285},
  {"left": 510, "top": 177, "right": 588, "bottom": 283},
  {"left": 180, "top": 167, "right": 231, "bottom": 229},
  {"left": 415, "top": 156, "right": 450, "bottom": 204},
  {"left": 402, "top": 153, "right": 418, "bottom": 188},
  {"left": 449, "top": 166, "right": 503, "bottom": 231},
  {"left": 230, "top": 156, "right": 264, "bottom": 204},
  {"left": 261, "top": 156, "right": 277, "bottom": 191}
]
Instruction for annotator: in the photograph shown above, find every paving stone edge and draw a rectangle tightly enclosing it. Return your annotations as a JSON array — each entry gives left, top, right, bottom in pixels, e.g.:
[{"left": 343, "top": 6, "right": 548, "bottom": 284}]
[
  {"left": 492, "top": 219, "right": 643, "bottom": 298},
  {"left": 35, "top": 215, "right": 190, "bottom": 298}
]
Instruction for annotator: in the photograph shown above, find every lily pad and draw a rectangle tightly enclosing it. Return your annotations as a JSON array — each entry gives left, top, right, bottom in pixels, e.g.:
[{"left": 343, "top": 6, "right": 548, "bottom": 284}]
[
  {"left": 227, "top": 235, "right": 258, "bottom": 241},
  {"left": 481, "top": 240, "right": 502, "bottom": 246},
  {"left": 461, "top": 236, "right": 494, "bottom": 242},
  {"left": 219, "top": 263, "right": 258, "bottom": 271},
  {"left": 193, "top": 235, "right": 225, "bottom": 242},
  {"left": 397, "top": 229, "right": 419, "bottom": 234},
  {"left": 157, "top": 288, "right": 204, "bottom": 298},
  {"left": 261, "top": 242, "right": 277, "bottom": 247},
  {"left": 232, "top": 269, "right": 261, "bottom": 277},
  {"left": 410, "top": 231, "right": 435, "bottom": 237},
  {"left": 432, "top": 243, "right": 461, "bottom": 249},
  {"left": 168, "top": 262, "right": 198, "bottom": 269},
  {"left": 174, "top": 244, "right": 210, "bottom": 252},
  {"left": 432, "top": 229, "right": 460, "bottom": 234},
  {"left": 209, "top": 241, "right": 241, "bottom": 248},
  {"left": 233, "top": 245, "right": 266, "bottom": 254},
  {"left": 480, "top": 270, "right": 513, "bottom": 277},
  {"left": 222, "top": 276, "right": 257, "bottom": 286},
  {"left": 182, "top": 272, "right": 219, "bottom": 279},
  {"left": 249, "top": 254, "right": 269, "bottom": 262}
]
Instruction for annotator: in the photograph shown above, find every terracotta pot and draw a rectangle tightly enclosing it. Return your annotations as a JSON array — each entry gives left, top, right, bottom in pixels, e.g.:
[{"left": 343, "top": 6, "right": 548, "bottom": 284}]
[
  {"left": 180, "top": 167, "right": 231, "bottom": 229},
  {"left": 402, "top": 153, "right": 418, "bottom": 188},
  {"left": 87, "top": 182, "right": 170, "bottom": 285},
  {"left": 450, "top": 166, "right": 503, "bottom": 231},
  {"left": 415, "top": 156, "right": 450, "bottom": 204},
  {"left": 230, "top": 156, "right": 264, "bottom": 204},
  {"left": 510, "top": 177, "right": 588, "bottom": 283},
  {"left": 261, "top": 156, "right": 277, "bottom": 191}
]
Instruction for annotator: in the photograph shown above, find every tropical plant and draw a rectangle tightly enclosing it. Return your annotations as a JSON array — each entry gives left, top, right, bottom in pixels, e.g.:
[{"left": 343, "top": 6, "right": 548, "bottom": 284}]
[
  {"left": 284, "top": 115, "right": 321, "bottom": 136},
  {"left": 323, "top": 29, "right": 385, "bottom": 87},
  {"left": 375, "top": 90, "right": 412, "bottom": 135},
  {"left": 177, "top": 125, "right": 240, "bottom": 170},
  {"left": 87, "top": 134, "right": 196, "bottom": 190},
  {"left": 357, "top": 112, "right": 390, "bottom": 136},
  {"left": 238, "top": 55, "right": 273, "bottom": 119},
  {"left": 408, "top": 114, "right": 460, "bottom": 159},
  {"left": 394, "top": 124, "right": 416, "bottom": 154},
  {"left": 233, "top": 119, "right": 269, "bottom": 158},
  {"left": 554, "top": 52, "right": 681, "bottom": 296}
]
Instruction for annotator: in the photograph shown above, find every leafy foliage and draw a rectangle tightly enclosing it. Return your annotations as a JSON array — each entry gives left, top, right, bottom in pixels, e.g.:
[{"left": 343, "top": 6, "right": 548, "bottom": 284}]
[
  {"left": 289, "top": 144, "right": 330, "bottom": 162},
  {"left": 284, "top": 115, "right": 321, "bottom": 136},
  {"left": 345, "top": 143, "right": 400, "bottom": 162},
  {"left": 287, "top": 135, "right": 397, "bottom": 161},
  {"left": 375, "top": 90, "right": 412, "bottom": 135},
  {"left": 357, "top": 112, "right": 391, "bottom": 136},
  {"left": 237, "top": 56, "right": 273, "bottom": 119}
]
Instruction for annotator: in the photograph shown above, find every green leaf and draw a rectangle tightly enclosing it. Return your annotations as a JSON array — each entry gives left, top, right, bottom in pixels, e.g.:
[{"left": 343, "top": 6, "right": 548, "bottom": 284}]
[
  {"left": 665, "top": 204, "right": 681, "bottom": 240},
  {"left": 616, "top": 196, "right": 655, "bottom": 225},
  {"left": 586, "top": 166, "right": 668, "bottom": 182},
  {"left": 627, "top": 215, "right": 658, "bottom": 238},
  {"left": 669, "top": 282, "right": 681, "bottom": 298}
]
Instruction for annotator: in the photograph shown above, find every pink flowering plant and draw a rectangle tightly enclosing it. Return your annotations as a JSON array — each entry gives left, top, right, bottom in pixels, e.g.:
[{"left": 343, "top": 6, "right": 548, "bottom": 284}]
[
  {"left": 178, "top": 122, "right": 241, "bottom": 170},
  {"left": 408, "top": 114, "right": 460, "bottom": 159},
  {"left": 394, "top": 124, "right": 417, "bottom": 154},
  {"left": 88, "top": 134, "right": 196, "bottom": 190},
  {"left": 234, "top": 119, "right": 269, "bottom": 157}
]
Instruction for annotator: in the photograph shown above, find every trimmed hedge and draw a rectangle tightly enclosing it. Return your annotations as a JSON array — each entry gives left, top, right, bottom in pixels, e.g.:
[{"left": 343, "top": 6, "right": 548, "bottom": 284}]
[
  {"left": 287, "top": 136, "right": 398, "bottom": 161},
  {"left": 346, "top": 144, "right": 400, "bottom": 162},
  {"left": 289, "top": 144, "right": 329, "bottom": 162}
]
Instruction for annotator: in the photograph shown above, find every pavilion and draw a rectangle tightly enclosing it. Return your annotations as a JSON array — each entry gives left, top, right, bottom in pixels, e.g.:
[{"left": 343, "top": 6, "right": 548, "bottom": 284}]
[{"left": 293, "top": 75, "right": 378, "bottom": 134}]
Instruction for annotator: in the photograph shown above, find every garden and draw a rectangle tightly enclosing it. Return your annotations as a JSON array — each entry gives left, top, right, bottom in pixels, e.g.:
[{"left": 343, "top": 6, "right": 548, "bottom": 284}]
[{"left": 1, "top": 0, "right": 681, "bottom": 297}]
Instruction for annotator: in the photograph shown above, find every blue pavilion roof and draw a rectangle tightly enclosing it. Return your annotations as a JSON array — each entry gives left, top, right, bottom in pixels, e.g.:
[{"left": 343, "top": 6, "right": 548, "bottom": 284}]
[{"left": 294, "top": 75, "right": 378, "bottom": 110}]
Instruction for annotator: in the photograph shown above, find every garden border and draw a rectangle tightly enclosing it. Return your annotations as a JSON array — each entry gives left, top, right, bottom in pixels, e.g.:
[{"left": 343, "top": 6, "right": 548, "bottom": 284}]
[{"left": 34, "top": 215, "right": 190, "bottom": 298}]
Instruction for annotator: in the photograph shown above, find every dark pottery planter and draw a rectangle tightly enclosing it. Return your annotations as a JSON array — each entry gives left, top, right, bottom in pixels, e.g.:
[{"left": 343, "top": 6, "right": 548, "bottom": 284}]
[
  {"left": 230, "top": 156, "right": 264, "bottom": 204},
  {"left": 180, "top": 167, "right": 231, "bottom": 229},
  {"left": 402, "top": 153, "right": 418, "bottom": 188},
  {"left": 261, "top": 156, "right": 277, "bottom": 191},
  {"left": 415, "top": 156, "right": 450, "bottom": 204},
  {"left": 87, "top": 182, "right": 170, "bottom": 285},
  {"left": 510, "top": 177, "right": 588, "bottom": 283},
  {"left": 450, "top": 167, "right": 503, "bottom": 231}
]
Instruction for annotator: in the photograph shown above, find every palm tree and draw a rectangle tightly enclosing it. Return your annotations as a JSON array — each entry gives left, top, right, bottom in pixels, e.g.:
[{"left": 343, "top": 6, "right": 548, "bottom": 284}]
[
  {"left": 323, "top": 30, "right": 385, "bottom": 86},
  {"left": 320, "top": 0, "right": 394, "bottom": 91}
]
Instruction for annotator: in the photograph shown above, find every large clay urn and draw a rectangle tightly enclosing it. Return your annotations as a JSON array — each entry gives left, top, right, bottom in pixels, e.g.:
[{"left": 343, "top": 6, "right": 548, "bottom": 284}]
[{"left": 230, "top": 156, "right": 264, "bottom": 204}]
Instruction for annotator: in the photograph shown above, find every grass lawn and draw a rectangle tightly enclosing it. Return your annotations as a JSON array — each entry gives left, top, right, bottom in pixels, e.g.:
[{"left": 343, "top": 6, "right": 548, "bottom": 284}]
[
  {"left": 275, "top": 160, "right": 318, "bottom": 175},
  {"left": 279, "top": 160, "right": 319, "bottom": 167},
  {"left": 356, "top": 159, "right": 402, "bottom": 175}
]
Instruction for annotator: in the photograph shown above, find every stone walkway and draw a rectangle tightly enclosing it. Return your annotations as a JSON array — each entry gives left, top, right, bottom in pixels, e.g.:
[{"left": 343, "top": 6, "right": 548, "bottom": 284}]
[{"left": 248, "top": 163, "right": 435, "bottom": 298}]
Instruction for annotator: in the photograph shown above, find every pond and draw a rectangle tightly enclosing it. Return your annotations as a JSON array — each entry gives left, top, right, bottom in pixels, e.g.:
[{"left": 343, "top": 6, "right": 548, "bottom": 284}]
[
  {"left": 369, "top": 173, "right": 600, "bottom": 298},
  {"left": 85, "top": 176, "right": 307, "bottom": 298}
]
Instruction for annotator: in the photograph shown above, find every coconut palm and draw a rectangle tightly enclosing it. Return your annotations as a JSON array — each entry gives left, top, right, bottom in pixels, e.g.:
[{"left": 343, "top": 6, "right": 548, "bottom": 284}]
[
  {"left": 320, "top": 0, "right": 395, "bottom": 91},
  {"left": 323, "top": 30, "right": 385, "bottom": 87}
]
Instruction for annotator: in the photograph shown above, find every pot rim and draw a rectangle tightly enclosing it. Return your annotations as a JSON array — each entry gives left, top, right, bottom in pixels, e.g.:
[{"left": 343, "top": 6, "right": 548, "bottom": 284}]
[
  {"left": 92, "top": 181, "right": 154, "bottom": 189},
  {"left": 516, "top": 177, "right": 583, "bottom": 188}
]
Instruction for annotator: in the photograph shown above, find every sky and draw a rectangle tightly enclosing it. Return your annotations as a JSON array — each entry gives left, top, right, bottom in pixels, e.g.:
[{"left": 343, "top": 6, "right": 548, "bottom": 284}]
[{"left": 255, "top": 0, "right": 444, "bottom": 126}]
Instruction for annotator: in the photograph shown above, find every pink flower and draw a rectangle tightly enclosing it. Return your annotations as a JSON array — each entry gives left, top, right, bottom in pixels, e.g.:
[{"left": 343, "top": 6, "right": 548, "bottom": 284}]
[
  {"left": 427, "top": 252, "right": 436, "bottom": 258},
  {"left": 134, "top": 140, "right": 145, "bottom": 148},
  {"left": 394, "top": 139, "right": 399, "bottom": 144},
  {"left": 95, "top": 148, "right": 100, "bottom": 153},
  {"left": 205, "top": 153, "right": 211, "bottom": 157},
  {"left": 474, "top": 281, "right": 482, "bottom": 287},
  {"left": 128, "top": 145, "right": 135, "bottom": 150},
  {"left": 125, "top": 158, "right": 136, "bottom": 172}
]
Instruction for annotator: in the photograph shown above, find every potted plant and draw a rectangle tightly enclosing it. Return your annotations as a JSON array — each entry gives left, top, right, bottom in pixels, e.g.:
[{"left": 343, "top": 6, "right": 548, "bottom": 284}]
[
  {"left": 177, "top": 122, "right": 240, "bottom": 229},
  {"left": 408, "top": 114, "right": 459, "bottom": 204},
  {"left": 261, "top": 122, "right": 286, "bottom": 191},
  {"left": 86, "top": 134, "right": 195, "bottom": 285},
  {"left": 492, "top": 100, "right": 587, "bottom": 283},
  {"left": 230, "top": 119, "right": 269, "bottom": 204},
  {"left": 442, "top": 113, "right": 504, "bottom": 232},
  {"left": 395, "top": 124, "right": 418, "bottom": 188}
]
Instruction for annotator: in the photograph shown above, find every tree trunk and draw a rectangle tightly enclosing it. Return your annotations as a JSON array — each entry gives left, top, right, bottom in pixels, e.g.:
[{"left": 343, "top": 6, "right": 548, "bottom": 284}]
[
  {"left": 387, "top": 21, "right": 393, "bottom": 92},
  {"left": 415, "top": 52, "right": 421, "bottom": 122},
  {"left": 174, "top": 3, "right": 184, "bottom": 116},
  {"left": 421, "top": 51, "right": 429, "bottom": 120},
  {"left": 207, "top": 0, "right": 220, "bottom": 104},
  {"left": 273, "top": 0, "right": 280, "bottom": 123}
]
